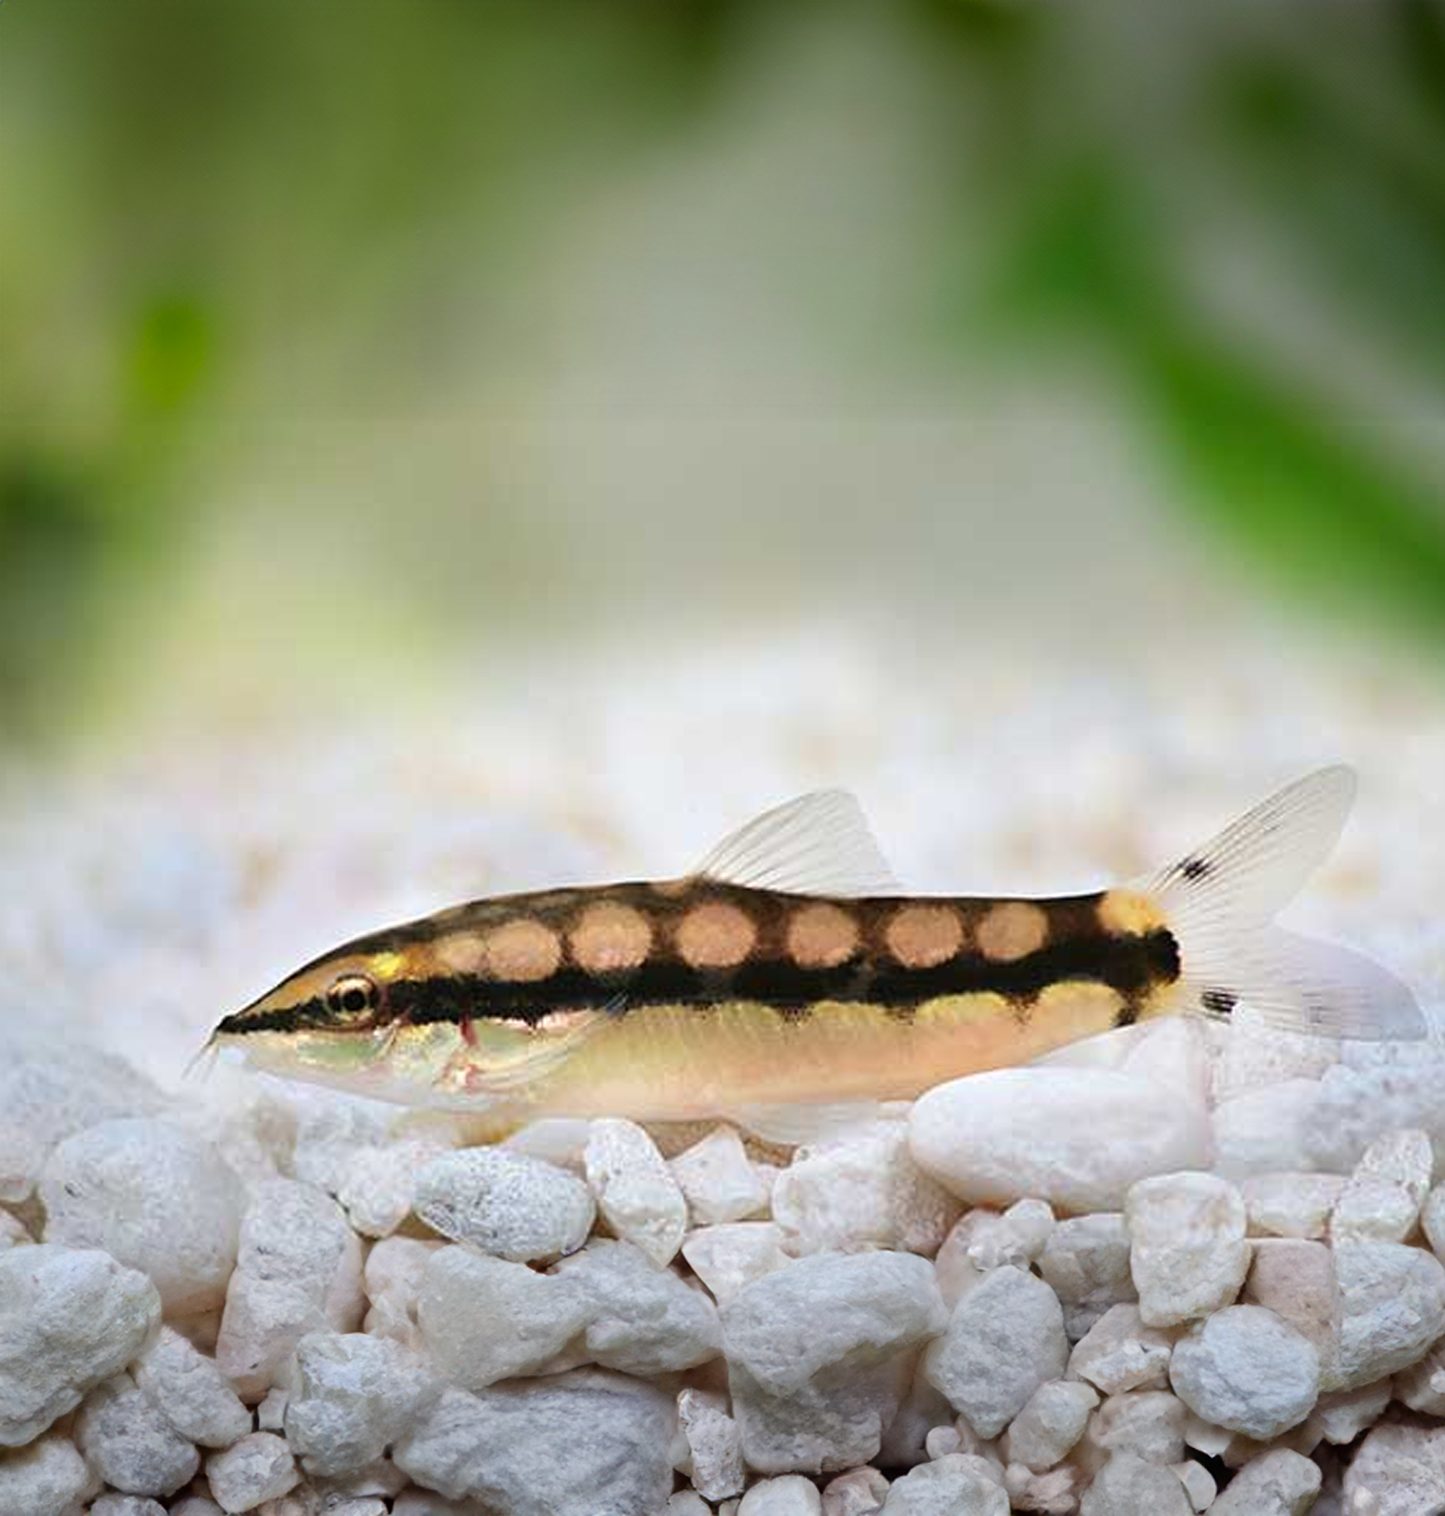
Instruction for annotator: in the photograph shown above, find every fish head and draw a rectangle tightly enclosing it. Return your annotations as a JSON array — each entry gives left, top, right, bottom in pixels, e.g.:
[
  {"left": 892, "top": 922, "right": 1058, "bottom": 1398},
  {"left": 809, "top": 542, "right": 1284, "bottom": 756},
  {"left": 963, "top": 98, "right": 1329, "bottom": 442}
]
[{"left": 208, "top": 934, "right": 413, "bottom": 1086}]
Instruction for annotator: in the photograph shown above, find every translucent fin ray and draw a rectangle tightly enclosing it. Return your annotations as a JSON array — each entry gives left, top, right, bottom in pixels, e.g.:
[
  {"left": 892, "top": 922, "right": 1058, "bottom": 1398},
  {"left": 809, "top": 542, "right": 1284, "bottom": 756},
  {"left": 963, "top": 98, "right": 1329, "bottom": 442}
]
[
  {"left": 695, "top": 790, "right": 899, "bottom": 898},
  {"left": 1147, "top": 766, "right": 1423, "bottom": 1042}
]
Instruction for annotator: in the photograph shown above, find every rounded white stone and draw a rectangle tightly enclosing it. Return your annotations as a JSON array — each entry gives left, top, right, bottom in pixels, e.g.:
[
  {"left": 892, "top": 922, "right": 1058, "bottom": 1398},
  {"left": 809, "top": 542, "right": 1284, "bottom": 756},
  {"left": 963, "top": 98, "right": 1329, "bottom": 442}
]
[
  {"left": 821, "top": 1465, "right": 889, "bottom": 1516},
  {"left": 361, "top": 1235, "right": 443, "bottom": 1350},
  {"left": 681, "top": 1222, "right": 791, "bottom": 1307},
  {"left": 75, "top": 1370, "right": 199, "bottom": 1496},
  {"left": 0, "top": 1432, "right": 93, "bottom": 1516},
  {"left": 1212, "top": 1080, "right": 1322, "bottom": 1178},
  {"left": 1239, "top": 1172, "right": 1345, "bottom": 1240},
  {"left": 1332, "top": 1238, "right": 1445, "bottom": 1389},
  {"left": 923, "top": 1265, "right": 1069, "bottom": 1439},
  {"left": 131, "top": 1326, "right": 252, "bottom": 1449},
  {"left": 39, "top": 1118, "right": 244, "bottom": 1319},
  {"left": 0, "top": 1039, "right": 167, "bottom": 1204},
  {"left": 1343, "top": 1422, "right": 1445, "bottom": 1516},
  {"left": 214, "top": 1179, "right": 366, "bottom": 1402},
  {"left": 669, "top": 1125, "right": 768, "bottom": 1226},
  {"left": 878, "top": 1454, "right": 1008, "bottom": 1516},
  {"left": 1125, "top": 1172, "right": 1250, "bottom": 1327},
  {"left": 416, "top": 1246, "right": 593, "bottom": 1388},
  {"left": 1067, "top": 1303, "right": 1173, "bottom": 1396},
  {"left": 412, "top": 1145, "right": 595, "bottom": 1263},
  {"left": 584, "top": 1118, "right": 687, "bottom": 1267},
  {"left": 0, "top": 1244, "right": 161, "bottom": 1447},
  {"left": 1080, "top": 1390, "right": 1186, "bottom": 1470},
  {"left": 1004, "top": 1378, "right": 1098, "bottom": 1470},
  {"left": 738, "top": 1474, "right": 823, "bottom": 1516},
  {"left": 1079, "top": 1451, "right": 1192, "bottom": 1516},
  {"left": 676, "top": 1386, "right": 745, "bottom": 1503},
  {"left": 205, "top": 1431, "right": 300, "bottom": 1513},
  {"left": 285, "top": 1331, "right": 438, "bottom": 1477},
  {"left": 772, "top": 1122, "right": 960, "bottom": 1258},
  {"left": 90, "top": 1497, "right": 169, "bottom": 1516},
  {"left": 910, "top": 1069, "right": 1209, "bottom": 1213},
  {"left": 552, "top": 1239, "right": 720, "bottom": 1376},
  {"left": 1169, "top": 1305, "right": 1319, "bottom": 1440},
  {"left": 1038, "top": 1213, "right": 1135, "bottom": 1341}
]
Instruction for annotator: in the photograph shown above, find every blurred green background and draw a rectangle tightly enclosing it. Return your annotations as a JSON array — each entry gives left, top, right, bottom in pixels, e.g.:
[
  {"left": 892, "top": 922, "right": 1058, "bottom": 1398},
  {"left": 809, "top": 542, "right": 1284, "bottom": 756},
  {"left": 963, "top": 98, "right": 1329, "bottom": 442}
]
[{"left": 4, "top": 0, "right": 1445, "bottom": 746}]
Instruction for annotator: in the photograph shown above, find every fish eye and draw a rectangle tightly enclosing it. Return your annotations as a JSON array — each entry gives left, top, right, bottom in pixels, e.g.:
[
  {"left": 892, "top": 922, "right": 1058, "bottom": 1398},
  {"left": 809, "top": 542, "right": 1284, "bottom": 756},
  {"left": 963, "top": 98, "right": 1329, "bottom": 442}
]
[{"left": 325, "top": 973, "right": 380, "bottom": 1021}]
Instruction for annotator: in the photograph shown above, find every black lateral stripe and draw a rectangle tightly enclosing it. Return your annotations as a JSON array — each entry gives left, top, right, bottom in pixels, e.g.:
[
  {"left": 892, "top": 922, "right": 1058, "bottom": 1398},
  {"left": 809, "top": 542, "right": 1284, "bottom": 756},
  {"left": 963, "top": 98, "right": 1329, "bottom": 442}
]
[{"left": 386, "top": 927, "right": 1181, "bottom": 1026}]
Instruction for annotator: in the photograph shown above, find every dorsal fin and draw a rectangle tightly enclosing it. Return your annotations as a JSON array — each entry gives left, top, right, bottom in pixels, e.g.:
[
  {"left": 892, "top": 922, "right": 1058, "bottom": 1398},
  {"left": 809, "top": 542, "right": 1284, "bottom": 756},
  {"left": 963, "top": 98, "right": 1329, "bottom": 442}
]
[{"left": 693, "top": 790, "right": 900, "bottom": 898}]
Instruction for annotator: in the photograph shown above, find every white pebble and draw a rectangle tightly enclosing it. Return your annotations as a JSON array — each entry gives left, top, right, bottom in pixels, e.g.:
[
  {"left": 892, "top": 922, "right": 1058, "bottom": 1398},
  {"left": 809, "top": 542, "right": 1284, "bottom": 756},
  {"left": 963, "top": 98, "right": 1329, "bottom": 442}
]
[
  {"left": 1038, "top": 1213, "right": 1135, "bottom": 1340},
  {"left": 923, "top": 1265, "right": 1069, "bottom": 1439},
  {"left": 417, "top": 1246, "right": 592, "bottom": 1388},
  {"left": 1125, "top": 1172, "right": 1250, "bottom": 1327},
  {"left": 584, "top": 1118, "right": 687, "bottom": 1267},
  {"left": 1004, "top": 1378, "right": 1098, "bottom": 1470},
  {"left": 0, "top": 1039, "right": 166, "bottom": 1204},
  {"left": 1168, "top": 1305, "right": 1319, "bottom": 1440},
  {"left": 393, "top": 1371, "right": 675, "bottom": 1515},
  {"left": 214, "top": 1180, "right": 365, "bottom": 1401},
  {"left": 1306, "top": 1053, "right": 1445, "bottom": 1173},
  {"left": 1239, "top": 1172, "right": 1345, "bottom": 1240},
  {"left": 1170, "top": 1459, "right": 1216, "bottom": 1513},
  {"left": 1081, "top": 1390, "right": 1186, "bottom": 1470},
  {"left": 1332, "top": 1176, "right": 1423, "bottom": 1244},
  {"left": 670, "top": 1126, "right": 768, "bottom": 1226},
  {"left": 337, "top": 1138, "right": 451, "bottom": 1239},
  {"left": 772, "top": 1123, "right": 960, "bottom": 1257},
  {"left": 1242, "top": 1238, "right": 1335, "bottom": 1378},
  {"left": 1079, "top": 1451, "right": 1192, "bottom": 1516},
  {"left": 90, "top": 1497, "right": 169, "bottom": 1516},
  {"left": 39, "top": 1118, "right": 244, "bottom": 1319},
  {"left": 1342, "top": 1421, "right": 1445, "bottom": 1516},
  {"left": 667, "top": 1495, "right": 712, "bottom": 1516},
  {"left": 1003, "top": 1462, "right": 1082, "bottom": 1515},
  {"left": 1339, "top": 1129, "right": 1433, "bottom": 1246},
  {"left": 723, "top": 1251, "right": 947, "bottom": 1474},
  {"left": 1423, "top": 1180, "right": 1445, "bottom": 1258},
  {"left": 878, "top": 1454, "right": 1008, "bottom": 1515},
  {"left": 170, "top": 1500, "right": 225, "bottom": 1516},
  {"left": 1068, "top": 1304, "right": 1173, "bottom": 1396},
  {"left": 0, "top": 1244, "right": 160, "bottom": 1445},
  {"left": 0, "top": 1432, "right": 93, "bottom": 1516},
  {"left": 821, "top": 1465, "right": 889, "bottom": 1516},
  {"left": 412, "top": 1146, "right": 595, "bottom": 1262},
  {"left": 909, "top": 1069, "right": 1209, "bottom": 1213},
  {"left": 677, "top": 1386, "right": 745, "bottom": 1502},
  {"left": 131, "top": 1326, "right": 252, "bottom": 1448},
  {"left": 361, "top": 1236, "right": 442, "bottom": 1350},
  {"left": 1309, "top": 1379, "right": 1392, "bottom": 1443},
  {"left": 738, "top": 1474, "right": 823, "bottom": 1516},
  {"left": 553, "top": 1239, "right": 721, "bottom": 1376},
  {"left": 1211, "top": 1080, "right": 1322, "bottom": 1178},
  {"left": 75, "top": 1370, "right": 199, "bottom": 1496},
  {"left": 0, "top": 1216, "right": 30, "bottom": 1253},
  {"left": 285, "top": 1331, "right": 437, "bottom": 1477},
  {"left": 205, "top": 1432, "right": 300, "bottom": 1513},
  {"left": 1332, "top": 1239, "right": 1445, "bottom": 1389},
  {"left": 682, "top": 1222, "right": 791, "bottom": 1306}
]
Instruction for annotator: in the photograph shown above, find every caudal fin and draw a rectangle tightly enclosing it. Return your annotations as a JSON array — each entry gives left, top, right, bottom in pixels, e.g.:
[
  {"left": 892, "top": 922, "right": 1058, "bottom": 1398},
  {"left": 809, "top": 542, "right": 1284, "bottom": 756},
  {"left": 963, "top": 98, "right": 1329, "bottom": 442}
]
[{"left": 1147, "top": 766, "right": 1424, "bottom": 1041}]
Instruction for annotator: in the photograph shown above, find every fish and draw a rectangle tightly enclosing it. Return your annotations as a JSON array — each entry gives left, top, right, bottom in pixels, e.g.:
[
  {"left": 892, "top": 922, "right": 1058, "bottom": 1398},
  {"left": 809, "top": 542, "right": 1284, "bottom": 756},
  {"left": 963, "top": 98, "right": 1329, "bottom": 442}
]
[{"left": 208, "top": 766, "right": 1424, "bottom": 1141}]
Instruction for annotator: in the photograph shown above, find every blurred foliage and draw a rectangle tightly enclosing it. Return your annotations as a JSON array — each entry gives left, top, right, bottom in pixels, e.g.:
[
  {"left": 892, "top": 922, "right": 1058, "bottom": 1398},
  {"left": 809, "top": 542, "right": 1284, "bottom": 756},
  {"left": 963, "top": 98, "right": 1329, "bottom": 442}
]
[{"left": 3, "top": 0, "right": 1445, "bottom": 740}]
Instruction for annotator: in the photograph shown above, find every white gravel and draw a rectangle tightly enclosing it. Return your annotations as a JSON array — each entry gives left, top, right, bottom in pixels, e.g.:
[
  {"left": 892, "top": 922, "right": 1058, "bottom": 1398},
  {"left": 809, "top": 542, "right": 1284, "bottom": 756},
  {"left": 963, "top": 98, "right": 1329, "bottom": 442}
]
[{"left": 7, "top": 633, "right": 1445, "bottom": 1510}]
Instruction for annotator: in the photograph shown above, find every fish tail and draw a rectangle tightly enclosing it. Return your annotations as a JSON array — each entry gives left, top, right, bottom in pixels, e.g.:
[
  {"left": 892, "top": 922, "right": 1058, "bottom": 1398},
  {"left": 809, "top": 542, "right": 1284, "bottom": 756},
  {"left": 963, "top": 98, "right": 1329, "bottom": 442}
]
[{"left": 1146, "top": 765, "right": 1424, "bottom": 1041}]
